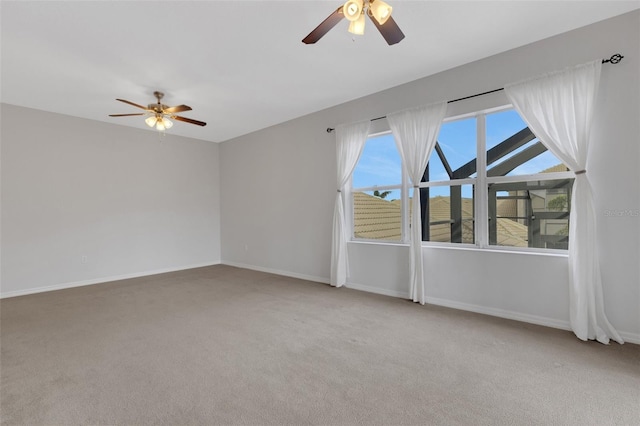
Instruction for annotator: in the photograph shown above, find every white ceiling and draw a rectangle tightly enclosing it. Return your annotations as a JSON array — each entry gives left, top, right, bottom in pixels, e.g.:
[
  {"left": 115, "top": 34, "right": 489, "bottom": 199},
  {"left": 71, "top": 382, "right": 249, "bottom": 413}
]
[{"left": 2, "top": 1, "right": 638, "bottom": 143}]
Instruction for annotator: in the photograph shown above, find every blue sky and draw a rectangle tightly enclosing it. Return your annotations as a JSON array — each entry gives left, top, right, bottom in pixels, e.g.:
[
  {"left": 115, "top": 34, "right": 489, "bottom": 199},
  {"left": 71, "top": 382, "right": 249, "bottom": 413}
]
[{"left": 352, "top": 109, "right": 563, "bottom": 200}]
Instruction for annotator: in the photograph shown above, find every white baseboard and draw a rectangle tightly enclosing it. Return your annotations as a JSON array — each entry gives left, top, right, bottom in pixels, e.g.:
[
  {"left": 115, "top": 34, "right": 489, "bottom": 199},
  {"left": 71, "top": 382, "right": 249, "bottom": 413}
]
[
  {"left": 0, "top": 261, "right": 221, "bottom": 299},
  {"left": 425, "top": 296, "right": 572, "bottom": 331},
  {"left": 344, "top": 282, "right": 640, "bottom": 345},
  {"left": 425, "top": 297, "right": 640, "bottom": 345},
  {"left": 345, "top": 282, "right": 571, "bottom": 331},
  {"left": 221, "top": 261, "right": 330, "bottom": 285},
  {"left": 345, "top": 281, "right": 410, "bottom": 299}
]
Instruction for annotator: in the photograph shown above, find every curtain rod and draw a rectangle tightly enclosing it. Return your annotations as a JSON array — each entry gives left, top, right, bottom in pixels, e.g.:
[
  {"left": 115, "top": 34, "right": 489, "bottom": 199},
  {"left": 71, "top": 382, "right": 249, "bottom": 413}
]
[{"left": 326, "top": 53, "right": 624, "bottom": 133}]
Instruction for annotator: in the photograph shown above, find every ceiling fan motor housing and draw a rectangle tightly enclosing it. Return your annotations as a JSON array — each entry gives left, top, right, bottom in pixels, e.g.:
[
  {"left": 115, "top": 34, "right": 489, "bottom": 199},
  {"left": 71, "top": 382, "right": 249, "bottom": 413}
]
[
  {"left": 150, "top": 91, "right": 167, "bottom": 113},
  {"left": 148, "top": 103, "right": 169, "bottom": 113}
]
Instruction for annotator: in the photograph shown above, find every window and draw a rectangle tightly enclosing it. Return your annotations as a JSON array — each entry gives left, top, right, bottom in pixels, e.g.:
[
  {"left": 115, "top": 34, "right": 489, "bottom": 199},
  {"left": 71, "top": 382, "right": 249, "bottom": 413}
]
[
  {"left": 351, "top": 133, "right": 404, "bottom": 241},
  {"left": 419, "top": 117, "right": 477, "bottom": 244},
  {"left": 484, "top": 109, "right": 573, "bottom": 250},
  {"left": 350, "top": 107, "right": 573, "bottom": 251}
]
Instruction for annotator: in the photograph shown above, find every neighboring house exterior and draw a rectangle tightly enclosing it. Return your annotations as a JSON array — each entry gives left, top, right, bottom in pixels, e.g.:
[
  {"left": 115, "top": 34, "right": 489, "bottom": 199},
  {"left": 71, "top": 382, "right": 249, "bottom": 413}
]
[
  {"left": 353, "top": 164, "right": 570, "bottom": 248},
  {"left": 353, "top": 192, "right": 528, "bottom": 246}
]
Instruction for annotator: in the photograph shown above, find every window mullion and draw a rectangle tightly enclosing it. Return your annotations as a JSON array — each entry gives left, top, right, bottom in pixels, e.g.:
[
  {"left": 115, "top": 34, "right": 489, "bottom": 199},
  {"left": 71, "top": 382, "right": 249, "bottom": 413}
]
[
  {"left": 346, "top": 175, "right": 354, "bottom": 241},
  {"left": 401, "top": 162, "right": 409, "bottom": 243},
  {"left": 419, "top": 178, "right": 476, "bottom": 188},
  {"left": 353, "top": 184, "right": 402, "bottom": 192},
  {"left": 476, "top": 114, "right": 488, "bottom": 248}
]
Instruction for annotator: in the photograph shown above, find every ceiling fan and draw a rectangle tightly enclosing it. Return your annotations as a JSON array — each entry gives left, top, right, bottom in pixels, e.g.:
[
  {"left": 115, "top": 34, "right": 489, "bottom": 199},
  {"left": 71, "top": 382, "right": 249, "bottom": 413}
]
[
  {"left": 109, "top": 91, "right": 206, "bottom": 131},
  {"left": 302, "top": 0, "right": 404, "bottom": 45}
]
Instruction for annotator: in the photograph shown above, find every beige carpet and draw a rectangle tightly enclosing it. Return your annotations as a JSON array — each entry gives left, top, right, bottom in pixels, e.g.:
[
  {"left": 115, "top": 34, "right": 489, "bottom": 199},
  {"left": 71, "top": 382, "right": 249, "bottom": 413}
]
[{"left": 1, "top": 265, "right": 638, "bottom": 425}]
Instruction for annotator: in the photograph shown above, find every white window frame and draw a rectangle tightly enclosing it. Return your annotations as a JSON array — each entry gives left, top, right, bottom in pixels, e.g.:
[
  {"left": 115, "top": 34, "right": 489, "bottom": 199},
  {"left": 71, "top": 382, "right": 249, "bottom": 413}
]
[
  {"left": 349, "top": 104, "right": 574, "bottom": 255},
  {"left": 477, "top": 106, "right": 574, "bottom": 254},
  {"left": 350, "top": 130, "right": 409, "bottom": 244}
]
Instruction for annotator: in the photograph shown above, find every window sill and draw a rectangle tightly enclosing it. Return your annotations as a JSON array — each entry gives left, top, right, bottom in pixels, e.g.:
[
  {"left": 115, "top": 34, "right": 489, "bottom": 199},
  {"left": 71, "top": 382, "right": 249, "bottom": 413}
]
[
  {"left": 349, "top": 239, "right": 408, "bottom": 248},
  {"left": 422, "top": 243, "right": 569, "bottom": 258},
  {"left": 348, "top": 239, "right": 569, "bottom": 258}
]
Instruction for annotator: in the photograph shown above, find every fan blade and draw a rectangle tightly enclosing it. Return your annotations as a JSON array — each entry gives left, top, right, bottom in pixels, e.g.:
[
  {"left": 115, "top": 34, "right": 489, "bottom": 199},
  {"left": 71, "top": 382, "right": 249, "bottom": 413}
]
[
  {"left": 302, "top": 7, "right": 344, "bottom": 44},
  {"left": 116, "top": 98, "right": 150, "bottom": 110},
  {"left": 369, "top": 14, "right": 405, "bottom": 45},
  {"left": 109, "top": 113, "right": 146, "bottom": 117},
  {"left": 163, "top": 104, "right": 192, "bottom": 114},
  {"left": 173, "top": 116, "right": 207, "bottom": 127}
]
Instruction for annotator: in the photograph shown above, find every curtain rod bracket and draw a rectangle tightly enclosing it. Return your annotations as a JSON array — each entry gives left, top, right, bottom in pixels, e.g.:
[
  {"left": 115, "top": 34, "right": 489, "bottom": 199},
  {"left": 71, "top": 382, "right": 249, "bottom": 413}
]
[{"left": 602, "top": 53, "right": 623, "bottom": 64}]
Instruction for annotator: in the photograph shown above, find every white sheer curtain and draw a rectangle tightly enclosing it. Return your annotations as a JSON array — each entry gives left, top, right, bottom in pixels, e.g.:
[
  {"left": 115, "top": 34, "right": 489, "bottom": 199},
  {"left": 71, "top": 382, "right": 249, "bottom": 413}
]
[
  {"left": 387, "top": 102, "right": 447, "bottom": 304},
  {"left": 331, "top": 120, "right": 371, "bottom": 287},
  {"left": 505, "top": 60, "right": 623, "bottom": 344}
]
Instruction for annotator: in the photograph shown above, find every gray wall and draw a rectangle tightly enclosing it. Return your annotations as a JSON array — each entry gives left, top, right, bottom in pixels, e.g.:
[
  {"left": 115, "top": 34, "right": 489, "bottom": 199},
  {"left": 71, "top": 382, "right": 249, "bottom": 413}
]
[
  {"left": 220, "top": 11, "right": 640, "bottom": 342},
  {"left": 1, "top": 105, "right": 221, "bottom": 296}
]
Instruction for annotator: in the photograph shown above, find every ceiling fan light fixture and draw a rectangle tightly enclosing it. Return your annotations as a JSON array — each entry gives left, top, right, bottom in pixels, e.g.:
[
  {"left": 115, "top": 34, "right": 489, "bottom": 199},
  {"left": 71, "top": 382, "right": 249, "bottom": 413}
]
[
  {"left": 369, "top": 0, "right": 392, "bottom": 25},
  {"left": 343, "top": 0, "right": 363, "bottom": 22},
  {"left": 145, "top": 116, "right": 158, "bottom": 128},
  {"left": 348, "top": 12, "right": 366, "bottom": 35},
  {"left": 162, "top": 117, "right": 173, "bottom": 130}
]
